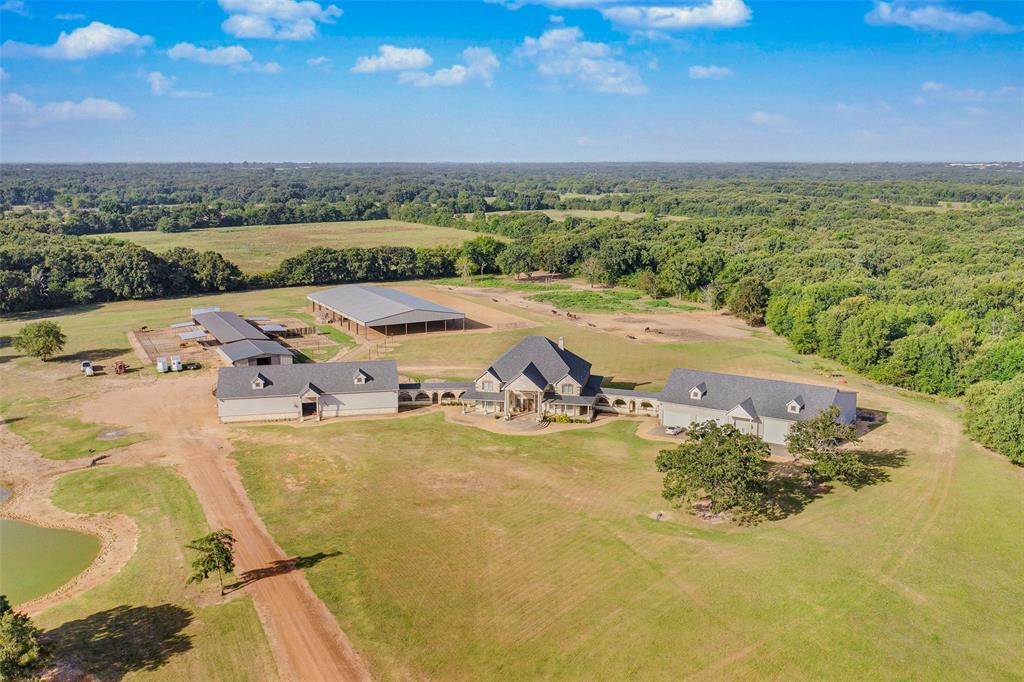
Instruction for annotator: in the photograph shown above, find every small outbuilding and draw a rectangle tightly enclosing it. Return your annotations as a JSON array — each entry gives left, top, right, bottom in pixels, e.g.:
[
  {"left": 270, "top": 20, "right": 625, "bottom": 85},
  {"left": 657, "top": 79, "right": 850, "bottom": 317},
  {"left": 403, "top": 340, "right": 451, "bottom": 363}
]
[
  {"left": 216, "top": 339, "right": 294, "bottom": 367},
  {"left": 308, "top": 284, "right": 465, "bottom": 337}
]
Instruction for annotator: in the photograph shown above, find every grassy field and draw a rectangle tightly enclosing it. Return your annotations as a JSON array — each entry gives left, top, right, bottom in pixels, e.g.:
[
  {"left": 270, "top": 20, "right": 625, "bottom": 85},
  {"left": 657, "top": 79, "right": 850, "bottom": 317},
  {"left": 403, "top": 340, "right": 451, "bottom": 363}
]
[
  {"left": 528, "top": 289, "right": 701, "bottom": 314},
  {"left": 36, "top": 465, "right": 278, "bottom": 681},
  {"left": 0, "top": 399, "right": 145, "bottom": 460},
  {"left": 91, "top": 220, "right": 485, "bottom": 273},
  {"left": 230, "top": 405, "right": 1023, "bottom": 680}
]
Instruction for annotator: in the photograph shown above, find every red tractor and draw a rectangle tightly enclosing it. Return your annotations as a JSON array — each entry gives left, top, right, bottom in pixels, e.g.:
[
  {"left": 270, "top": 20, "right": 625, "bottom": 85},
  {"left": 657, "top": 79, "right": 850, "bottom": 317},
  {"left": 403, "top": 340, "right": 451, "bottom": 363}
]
[{"left": 114, "top": 361, "right": 128, "bottom": 375}]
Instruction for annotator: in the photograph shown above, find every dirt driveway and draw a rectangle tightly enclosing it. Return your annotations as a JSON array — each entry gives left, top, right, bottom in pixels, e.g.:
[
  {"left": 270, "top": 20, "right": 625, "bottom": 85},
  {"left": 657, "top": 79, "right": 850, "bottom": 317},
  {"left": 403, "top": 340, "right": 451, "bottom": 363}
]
[{"left": 78, "top": 374, "right": 371, "bottom": 681}]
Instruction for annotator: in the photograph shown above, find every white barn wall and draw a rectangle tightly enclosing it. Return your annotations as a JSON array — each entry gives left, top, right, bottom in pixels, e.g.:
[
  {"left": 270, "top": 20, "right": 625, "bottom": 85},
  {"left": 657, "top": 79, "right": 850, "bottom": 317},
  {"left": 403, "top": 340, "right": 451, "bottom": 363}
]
[{"left": 318, "top": 391, "right": 397, "bottom": 417}]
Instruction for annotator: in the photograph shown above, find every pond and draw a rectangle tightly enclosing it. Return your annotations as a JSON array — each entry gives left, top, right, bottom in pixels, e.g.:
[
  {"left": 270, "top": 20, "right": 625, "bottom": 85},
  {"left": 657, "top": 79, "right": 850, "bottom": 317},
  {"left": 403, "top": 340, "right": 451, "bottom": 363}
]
[{"left": 0, "top": 489, "right": 101, "bottom": 606}]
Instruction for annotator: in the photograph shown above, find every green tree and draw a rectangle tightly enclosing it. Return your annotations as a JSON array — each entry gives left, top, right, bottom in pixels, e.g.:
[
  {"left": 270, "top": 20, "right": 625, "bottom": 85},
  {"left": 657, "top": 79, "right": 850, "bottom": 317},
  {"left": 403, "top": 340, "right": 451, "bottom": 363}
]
[
  {"left": 727, "top": 277, "right": 770, "bottom": 326},
  {"left": 963, "top": 376, "right": 1024, "bottom": 465},
  {"left": 460, "top": 236, "right": 504, "bottom": 276},
  {"left": 0, "top": 595, "right": 51, "bottom": 680},
  {"left": 785, "top": 406, "right": 863, "bottom": 484},
  {"left": 186, "top": 529, "right": 237, "bottom": 595},
  {"left": 495, "top": 241, "right": 535, "bottom": 280},
  {"left": 579, "top": 257, "right": 610, "bottom": 287},
  {"left": 12, "top": 321, "right": 66, "bottom": 361},
  {"left": 655, "top": 421, "right": 771, "bottom": 520}
]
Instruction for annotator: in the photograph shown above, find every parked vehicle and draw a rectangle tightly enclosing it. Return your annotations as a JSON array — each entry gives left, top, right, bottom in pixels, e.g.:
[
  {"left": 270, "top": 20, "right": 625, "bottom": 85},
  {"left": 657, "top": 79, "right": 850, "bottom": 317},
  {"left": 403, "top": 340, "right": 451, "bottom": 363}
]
[
  {"left": 80, "top": 360, "right": 92, "bottom": 373},
  {"left": 664, "top": 425, "right": 684, "bottom": 436},
  {"left": 83, "top": 364, "right": 94, "bottom": 377},
  {"left": 170, "top": 356, "right": 183, "bottom": 372},
  {"left": 156, "top": 357, "right": 168, "bottom": 373},
  {"left": 114, "top": 361, "right": 128, "bottom": 375}
]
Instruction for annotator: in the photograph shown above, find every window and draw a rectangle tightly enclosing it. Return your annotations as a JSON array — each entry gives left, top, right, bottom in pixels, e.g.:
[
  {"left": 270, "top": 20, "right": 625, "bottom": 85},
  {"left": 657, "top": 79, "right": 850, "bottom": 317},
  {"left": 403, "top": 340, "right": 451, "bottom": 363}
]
[
  {"left": 251, "top": 377, "right": 265, "bottom": 390},
  {"left": 690, "top": 389, "right": 702, "bottom": 400},
  {"left": 561, "top": 383, "right": 576, "bottom": 395},
  {"left": 482, "top": 380, "right": 494, "bottom": 391},
  {"left": 788, "top": 402, "right": 801, "bottom": 414}
]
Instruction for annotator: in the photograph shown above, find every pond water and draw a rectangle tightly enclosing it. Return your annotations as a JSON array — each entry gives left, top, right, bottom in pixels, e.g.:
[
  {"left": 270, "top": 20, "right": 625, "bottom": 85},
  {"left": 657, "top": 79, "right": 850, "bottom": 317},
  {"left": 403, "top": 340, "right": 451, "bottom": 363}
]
[{"left": 0, "top": 488, "right": 101, "bottom": 605}]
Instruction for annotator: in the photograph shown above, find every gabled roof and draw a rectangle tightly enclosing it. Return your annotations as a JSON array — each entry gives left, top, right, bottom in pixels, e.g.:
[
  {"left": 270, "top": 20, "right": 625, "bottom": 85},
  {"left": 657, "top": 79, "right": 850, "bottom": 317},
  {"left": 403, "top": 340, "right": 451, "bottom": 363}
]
[
  {"left": 661, "top": 368, "right": 850, "bottom": 422},
  {"left": 486, "top": 336, "right": 591, "bottom": 387},
  {"left": 307, "top": 285, "right": 465, "bottom": 326},
  {"left": 217, "top": 361, "right": 399, "bottom": 400},
  {"left": 194, "top": 311, "right": 268, "bottom": 343},
  {"left": 217, "top": 339, "right": 293, "bottom": 363},
  {"left": 506, "top": 362, "right": 548, "bottom": 390}
]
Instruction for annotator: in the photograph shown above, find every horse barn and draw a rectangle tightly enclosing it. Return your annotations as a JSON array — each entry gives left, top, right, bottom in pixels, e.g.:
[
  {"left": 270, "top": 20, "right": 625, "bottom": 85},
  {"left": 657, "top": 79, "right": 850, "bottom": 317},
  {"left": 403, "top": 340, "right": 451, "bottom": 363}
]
[
  {"left": 308, "top": 284, "right": 466, "bottom": 337},
  {"left": 187, "top": 308, "right": 295, "bottom": 367}
]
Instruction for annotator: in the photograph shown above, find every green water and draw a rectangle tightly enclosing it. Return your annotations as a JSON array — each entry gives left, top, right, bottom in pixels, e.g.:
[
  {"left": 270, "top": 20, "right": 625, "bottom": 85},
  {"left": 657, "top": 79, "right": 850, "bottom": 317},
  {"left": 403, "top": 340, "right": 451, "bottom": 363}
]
[{"left": 0, "top": 517, "right": 101, "bottom": 606}]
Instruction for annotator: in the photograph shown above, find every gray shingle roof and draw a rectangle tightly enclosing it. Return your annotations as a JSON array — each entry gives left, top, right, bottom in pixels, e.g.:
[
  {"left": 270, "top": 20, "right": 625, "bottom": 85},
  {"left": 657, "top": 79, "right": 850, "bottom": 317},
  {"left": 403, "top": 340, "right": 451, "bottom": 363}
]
[
  {"left": 487, "top": 336, "right": 591, "bottom": 387},
  {"left": 660, "top": 368, "right": 849, "bottom": 422},
  {"left": 308, "top": 285, "right": 465, "bottom": 326},
  {"left": 217, "top": 360, "right": 398, "bottom": 400},
  {"left": 194, "top": 311, "right": 268, "bottom": 343},
  {"left": 217, "top": 339, "right": 293, "bottom": 363}
]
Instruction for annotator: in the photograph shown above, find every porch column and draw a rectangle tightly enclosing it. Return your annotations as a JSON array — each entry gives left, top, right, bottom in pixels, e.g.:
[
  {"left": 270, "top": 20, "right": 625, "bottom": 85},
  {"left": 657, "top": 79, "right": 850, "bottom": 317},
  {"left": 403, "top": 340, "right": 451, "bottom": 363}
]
[{"left": 503, "top": 389, "right": 510, "bottom": 417}]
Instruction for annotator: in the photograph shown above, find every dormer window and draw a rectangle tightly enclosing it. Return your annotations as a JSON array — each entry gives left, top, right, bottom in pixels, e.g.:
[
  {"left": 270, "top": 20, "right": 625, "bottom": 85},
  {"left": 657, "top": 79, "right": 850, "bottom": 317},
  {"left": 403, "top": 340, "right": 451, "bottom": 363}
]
[
  {"left": 787, "top": 396, "right": 805, "bottom": 414},
  {"left": 251, "top": 375, "right": 266, "bottom": 390},
  {"left": 689, "top": 382, "right": 707, "bottom": 400},
  {"left": 353, "top": 369, "right": 368, "bottom": 385}
]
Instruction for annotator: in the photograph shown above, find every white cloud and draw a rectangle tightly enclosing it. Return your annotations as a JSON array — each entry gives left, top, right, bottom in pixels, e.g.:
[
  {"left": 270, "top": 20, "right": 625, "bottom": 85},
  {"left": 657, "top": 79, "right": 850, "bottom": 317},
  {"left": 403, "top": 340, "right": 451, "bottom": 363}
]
[
  {"left": 1, "top": 0, "right": 29, "bottom": 17},
  {"left": 399, "top": 47, "right": 499, "bottom": 87},
  {"left": 168, "top": 42, "right": 253, "bottom": 66},
  {"left": 917, "top": 81, "right": 1015, "bottom": 103},
  {"left": 56, "top": 12, "right": 86, "bottom": 20},
  {"left": 146, "top": 71, "right": 214, "bottom": 97},
  {"left": 351, "top": 45, "right": 433, "bottom": 73},
  {"left": 1, "top": 21, "right": 153, "bottom": 60},
  {"left": 516, "top": 27, "right": 647, "bottom": 96},
  {"left": 218, "top": 0, "right": 342, "bottom": 40},
  {"left": 688, "top": 64, "right": 732, "bottom": 79},
  {"left": 602, "top": 0, "right": 750, "bottom": 30},
  {"left": 251, "top": 61, "right": 283, "bottom": 74},
  {"left": 148, "top": 71, "right": 175, "bottom": 95},
  {"left": 866, "top": 1, "right": 1017, "bottom": 35},
  {"left": 2, "top": 93, "right": 132, "bottom": 127},
  {"left": 748, "top": 110, "right": 784, "bottom": 126},
  {"left": 307, "top": 55, "right": 330, "bottom": 67}
]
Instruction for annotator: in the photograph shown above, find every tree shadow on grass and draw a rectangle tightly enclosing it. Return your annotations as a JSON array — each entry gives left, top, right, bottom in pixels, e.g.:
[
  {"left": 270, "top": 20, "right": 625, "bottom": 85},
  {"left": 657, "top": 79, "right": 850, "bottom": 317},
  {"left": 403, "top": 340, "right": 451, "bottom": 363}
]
[
  {"left": 844, "top": 448, "right": 910, "bottom": 490},
  {"left": 52, "top": 347, "right": 131, "bottom": 364},
  {"left": 761, "top": 449, "right": 909, "bottom": 520},
  {"left": 44, "top": 604, "right": 193, "bottom": 681},
  {"left": 225, "top": 550, "right": 342, "bottom": 593}
]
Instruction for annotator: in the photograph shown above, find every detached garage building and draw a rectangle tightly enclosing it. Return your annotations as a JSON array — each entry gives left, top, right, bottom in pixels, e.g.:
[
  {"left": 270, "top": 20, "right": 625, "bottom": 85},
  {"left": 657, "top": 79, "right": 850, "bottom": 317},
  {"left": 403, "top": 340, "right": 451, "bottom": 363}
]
[
  {"left": 308, "top": 284, "right": 465, "bottom": 336},
  {"left": 660, "top": 368, "right": 857, "bottom": 445},
  {"left": 216, "top": 360, "right": 399, "bottom": 422}
]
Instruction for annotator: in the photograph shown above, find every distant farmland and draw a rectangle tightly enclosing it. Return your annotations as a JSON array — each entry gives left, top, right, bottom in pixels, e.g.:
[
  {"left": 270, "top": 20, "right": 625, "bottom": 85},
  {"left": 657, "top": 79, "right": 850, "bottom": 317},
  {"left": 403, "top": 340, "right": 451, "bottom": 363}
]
[{"left": 92, "top": 220, "right": 486, "bottom": 273}]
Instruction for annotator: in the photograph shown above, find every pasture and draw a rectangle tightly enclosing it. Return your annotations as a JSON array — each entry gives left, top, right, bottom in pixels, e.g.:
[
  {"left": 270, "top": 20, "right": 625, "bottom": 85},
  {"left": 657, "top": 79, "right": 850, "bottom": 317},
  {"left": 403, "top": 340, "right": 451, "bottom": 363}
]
[
  {"left": 91, "top": 220, "right": 485, "bottom": 273},
  {"left": 35, "top": 466, "right": 277, "bottom": 680}
]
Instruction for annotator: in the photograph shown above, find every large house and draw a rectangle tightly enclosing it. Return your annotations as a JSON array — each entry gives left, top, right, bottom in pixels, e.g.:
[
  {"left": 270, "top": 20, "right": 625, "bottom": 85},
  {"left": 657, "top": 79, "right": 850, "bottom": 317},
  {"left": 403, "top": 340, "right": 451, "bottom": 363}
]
[
  {"left": 459, "top": 336, "right": 604, "bottom": 420},
  {"left": 213, "top": 335, "right": 856, "bottom": 444}
]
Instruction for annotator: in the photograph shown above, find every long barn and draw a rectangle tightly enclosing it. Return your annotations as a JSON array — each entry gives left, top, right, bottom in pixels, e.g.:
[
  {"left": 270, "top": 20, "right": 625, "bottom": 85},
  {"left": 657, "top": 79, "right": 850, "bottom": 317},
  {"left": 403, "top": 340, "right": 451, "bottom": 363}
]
[{"left": 308, "top": 284, "right": 466, "bottom": 337}]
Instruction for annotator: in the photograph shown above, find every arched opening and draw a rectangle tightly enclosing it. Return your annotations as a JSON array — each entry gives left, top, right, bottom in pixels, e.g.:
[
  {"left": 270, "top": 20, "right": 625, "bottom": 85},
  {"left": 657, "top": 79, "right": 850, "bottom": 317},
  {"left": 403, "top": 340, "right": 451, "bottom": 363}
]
[
  {"left": 612, "top": 399, "right": 627, "bottom": 408},
  {"left": 398, "top": 391, "right": 412, "bottom": 402},
  {"left": 441, "top": 391, "right": 456, "bottom": 401},
  {"left": 596, "top": 396, "right": 610, "bottom": 405},
  {"left": 640, "top": 401, "right": 654, "bottom": 411},
  {"left": 415, "top": 392, "right": 430, "bottom": 402}
]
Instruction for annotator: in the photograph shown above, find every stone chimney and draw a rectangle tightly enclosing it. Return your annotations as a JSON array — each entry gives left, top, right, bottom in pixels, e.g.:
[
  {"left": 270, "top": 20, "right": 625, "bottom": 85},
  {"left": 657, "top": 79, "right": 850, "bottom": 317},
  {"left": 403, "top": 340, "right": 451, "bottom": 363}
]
[{"left": 558, "top": 336, "right": 565, "bottom": 350}]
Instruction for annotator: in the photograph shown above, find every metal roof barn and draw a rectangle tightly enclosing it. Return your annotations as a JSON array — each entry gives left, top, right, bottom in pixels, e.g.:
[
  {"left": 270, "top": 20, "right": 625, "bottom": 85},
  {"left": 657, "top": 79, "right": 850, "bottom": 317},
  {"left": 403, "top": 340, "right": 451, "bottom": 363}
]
[
  {"left": 193, "top": 311, "right": 269, "bottom": 344},
  {"left": 307, "top": 285, "right": 465, "bottom": 328}
]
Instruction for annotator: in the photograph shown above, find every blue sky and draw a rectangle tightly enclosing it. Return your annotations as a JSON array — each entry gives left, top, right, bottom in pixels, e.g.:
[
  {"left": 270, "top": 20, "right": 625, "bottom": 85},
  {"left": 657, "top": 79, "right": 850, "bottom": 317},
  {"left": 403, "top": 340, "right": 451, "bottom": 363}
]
[{"left": 0, "top": 0, "right": 1021, "bottom": 161}]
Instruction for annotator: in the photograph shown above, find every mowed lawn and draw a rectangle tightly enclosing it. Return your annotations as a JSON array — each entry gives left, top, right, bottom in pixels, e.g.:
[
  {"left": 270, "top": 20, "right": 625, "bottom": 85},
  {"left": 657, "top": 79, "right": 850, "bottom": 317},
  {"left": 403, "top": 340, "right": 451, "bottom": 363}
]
[
  {"left": 36, "top": 466, "right": 278, "bottom": 681},
  {"left": 91, "top": 220, "right": 485, "bottom": 273},
  {"left": 230, "top": 407, "right": 1023, "bottom": 680}
]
